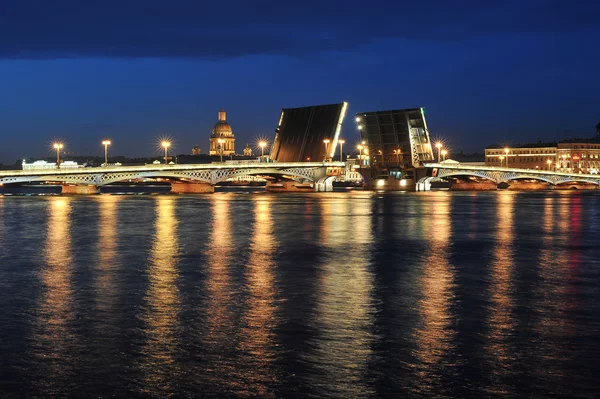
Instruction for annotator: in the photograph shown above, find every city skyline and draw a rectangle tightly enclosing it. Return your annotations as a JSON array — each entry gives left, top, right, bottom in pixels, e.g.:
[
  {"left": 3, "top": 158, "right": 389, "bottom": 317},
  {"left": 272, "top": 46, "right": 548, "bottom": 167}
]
[{"left": 1, "top": 0, "right": 599, "bottom": 162}]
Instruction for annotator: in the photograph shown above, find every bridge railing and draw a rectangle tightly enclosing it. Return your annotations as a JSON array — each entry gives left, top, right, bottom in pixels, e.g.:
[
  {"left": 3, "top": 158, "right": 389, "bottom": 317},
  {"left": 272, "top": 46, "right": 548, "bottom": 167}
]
[
  {"left": 424, "top": 162, "right": 600, "bottom": 178},
  {"left": 0, "top": 161, "right": 347, "bottom": 178}
]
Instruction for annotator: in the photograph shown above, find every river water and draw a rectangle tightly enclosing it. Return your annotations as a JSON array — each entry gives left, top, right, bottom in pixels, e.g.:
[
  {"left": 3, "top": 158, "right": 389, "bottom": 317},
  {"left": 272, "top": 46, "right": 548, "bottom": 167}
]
[{"left": 1, "top": 190, "right": 599, "bottom": 398}]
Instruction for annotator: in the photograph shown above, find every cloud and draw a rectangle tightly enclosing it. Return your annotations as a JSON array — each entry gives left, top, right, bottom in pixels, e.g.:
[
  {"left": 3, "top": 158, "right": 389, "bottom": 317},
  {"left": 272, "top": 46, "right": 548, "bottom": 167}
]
[{"left": 1, "top": 0, "right": 598, "bottom": 59}]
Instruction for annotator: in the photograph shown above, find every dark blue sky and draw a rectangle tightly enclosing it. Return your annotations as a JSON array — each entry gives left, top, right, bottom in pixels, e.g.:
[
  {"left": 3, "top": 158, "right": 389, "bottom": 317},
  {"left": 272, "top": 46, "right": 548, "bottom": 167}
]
[{"left": 1, "top": 0, "right": 599, "bottom": 162}]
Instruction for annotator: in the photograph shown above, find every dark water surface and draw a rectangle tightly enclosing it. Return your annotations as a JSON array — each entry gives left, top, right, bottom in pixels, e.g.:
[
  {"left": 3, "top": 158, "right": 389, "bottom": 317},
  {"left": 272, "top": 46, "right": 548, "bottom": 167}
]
[{"left": 1, "top": 191, "right": 600, "bottom": 398}]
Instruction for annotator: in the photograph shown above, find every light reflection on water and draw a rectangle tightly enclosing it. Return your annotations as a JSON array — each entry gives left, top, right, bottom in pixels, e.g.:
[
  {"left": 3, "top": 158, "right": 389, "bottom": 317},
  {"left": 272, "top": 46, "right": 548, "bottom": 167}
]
[
  {"left": 485, "top": 192, "right": 516, "bottom": 395},
  {"left": 1, "top": 191, "right": 600, "bottom": 398},
  {"left": 236, "top": 196, "right": 280, "bottom": 397},
  {"left": 32, "top": 198, "right": 77, "bottom": 395},
  {"left": 413, "top": 192, "right": 456, "bottom": 397},
  {"left": 309, "top": 196, "right": 376, "bottom": 397},
  {"left": 136, "top": 196, "right": 182, "bottom": 394}
]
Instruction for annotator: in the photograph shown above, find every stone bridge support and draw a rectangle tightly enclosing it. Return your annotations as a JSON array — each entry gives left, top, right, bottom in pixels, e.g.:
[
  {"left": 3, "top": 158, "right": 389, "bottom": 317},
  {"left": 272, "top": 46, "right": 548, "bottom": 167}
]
[
  {"left": 61, "top": 184, "right": 100, "bottom": 195},
  {"left": 265, "top": 179, "right": 314, "bottom": 192},
  {"left": 171, "top": 181, "right": 215, "bottom": 194},
  {"left": 169, "top": 181, "right": 214, "bottom": 194}
]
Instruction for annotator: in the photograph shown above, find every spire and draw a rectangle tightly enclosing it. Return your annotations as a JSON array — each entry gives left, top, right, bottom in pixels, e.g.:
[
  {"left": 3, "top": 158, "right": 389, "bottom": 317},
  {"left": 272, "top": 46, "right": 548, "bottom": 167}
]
[{"left": 218, "top": 109, "right": 226, "bottom": 121}]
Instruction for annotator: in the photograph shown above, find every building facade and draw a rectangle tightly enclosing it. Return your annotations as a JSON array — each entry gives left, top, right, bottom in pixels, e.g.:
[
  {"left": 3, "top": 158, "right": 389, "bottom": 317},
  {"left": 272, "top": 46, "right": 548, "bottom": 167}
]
[
  {"left": 556, "top": 139, "right": 600, "bottom": 174},
  {"left": 485, "top": 143, "right": 557, "bottom": 170},
  {"left": 209, "top": 109, "right": 235, "bottom": 156}
]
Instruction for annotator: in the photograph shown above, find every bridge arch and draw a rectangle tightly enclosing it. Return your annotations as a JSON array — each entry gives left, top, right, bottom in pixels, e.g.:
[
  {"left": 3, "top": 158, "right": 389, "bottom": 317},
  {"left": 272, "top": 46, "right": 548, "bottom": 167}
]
[
  {"left": 437, "top": 171, "right": 501, "bottom": 184},
  {"left": 503, "top": 174, "right": 555, "bottom": 184}
]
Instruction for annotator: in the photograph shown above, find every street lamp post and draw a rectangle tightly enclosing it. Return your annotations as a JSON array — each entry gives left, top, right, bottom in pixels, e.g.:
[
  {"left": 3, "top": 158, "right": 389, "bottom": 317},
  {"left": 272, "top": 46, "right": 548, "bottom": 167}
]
[
  {"left": 357, "top": 144, "right": 364, "bottom": 167},
  {"left": 323, "top": 139, "right": 330, "bottom": 161},
  {"left": 338, "top": 139, "right": 345, "bottom": 162},
  {"left": 259, "top": 141, "right": 267, "bottom": 161},
  {"left": 102, "top": 139, "right": 111, "bottom": 166},
  {"left": 499, "top": 155, "right": 505, "bottom": 168},
  {"left": 441, "top": 149, "right": 448, "bottom": 162},
  {"left": 435, "top": 142, "right": 443, "bottom": 163},
  {"left": 547, "top": 159, "right": 552, "bottom": 171},
  {"left": 53, "top": 143, "right": 63, "bottom": 169},
  {"left": 218, "top": 139, "right": 225, "bottom": 162},
  {"left": 504, "top": 147, "right": 510, "bottom": 167},
  {"left": 162, "top": 140, "right": 171, "bottom": 164}
]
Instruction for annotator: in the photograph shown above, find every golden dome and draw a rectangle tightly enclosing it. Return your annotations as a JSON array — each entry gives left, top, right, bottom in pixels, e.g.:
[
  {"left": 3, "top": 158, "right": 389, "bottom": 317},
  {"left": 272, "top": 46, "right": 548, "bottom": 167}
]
[{"left": 211, "top": 109, "right": 234, "bottom": 138}]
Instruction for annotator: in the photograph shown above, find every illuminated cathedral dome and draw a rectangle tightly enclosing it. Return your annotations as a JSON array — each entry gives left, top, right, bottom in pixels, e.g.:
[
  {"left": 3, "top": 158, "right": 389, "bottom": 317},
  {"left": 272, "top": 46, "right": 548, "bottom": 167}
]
[
  {"left": 211, "top": 109, "right": 234, "bottom": 138},
  {"left": 209, "top": 109, "right": 235, "bottom": 156}
]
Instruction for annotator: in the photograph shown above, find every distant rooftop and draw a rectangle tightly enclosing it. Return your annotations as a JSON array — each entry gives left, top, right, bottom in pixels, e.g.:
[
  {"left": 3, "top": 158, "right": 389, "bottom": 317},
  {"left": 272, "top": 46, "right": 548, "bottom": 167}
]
[
  {"left": 486, "top": 142, "right": 557, "bottom": 149},
  {"left": 558, "top": 136, "right": 600, "bottom": 144}
]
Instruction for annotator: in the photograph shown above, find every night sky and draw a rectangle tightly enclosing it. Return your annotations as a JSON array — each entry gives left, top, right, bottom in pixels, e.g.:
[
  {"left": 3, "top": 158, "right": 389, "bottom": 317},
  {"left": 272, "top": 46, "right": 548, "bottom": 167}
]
[{"left": 1, "top": 0, "right": 599, "bottom": 163}]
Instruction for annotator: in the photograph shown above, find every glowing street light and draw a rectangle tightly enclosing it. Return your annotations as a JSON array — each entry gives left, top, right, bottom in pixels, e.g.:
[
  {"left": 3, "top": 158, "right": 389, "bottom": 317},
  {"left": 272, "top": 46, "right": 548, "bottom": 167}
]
[
  {"left": 357, "top": 144, "right": 364, "bottom": 167},
  {"left": 102, "top": 139, "right": 111, "bottom": 166},
  {"left": 338, "top": 139, "right": 345, "bottom": 162},
  {"left": 504, "top": 147, "right": 510, "bottom": 167},
  {"left": 435, "top": 142, "right": 443, "bottom": 163},
  {"left": 441, "top": 149, "right": 448, "bottom": 162},
  {"left": 499, "top": 155, "right": 505, "bottom": 167},
  {"left": 547, "top": 159, "right": 552, "bottom": 171},
  {"left": 323, "top": 139, "right": 330, "bottom": 161},
  {"left": 259, "top": 141, "right": 267, "bottom": 159},
  {"left": 218, "top": 139, "right": 225, "bottom": 162},
  {"left": 162, "top": 140, "right": 171, "bottom": 164},
  {"left": 53, "top": 142, "right": 64, "bottom": 168}
]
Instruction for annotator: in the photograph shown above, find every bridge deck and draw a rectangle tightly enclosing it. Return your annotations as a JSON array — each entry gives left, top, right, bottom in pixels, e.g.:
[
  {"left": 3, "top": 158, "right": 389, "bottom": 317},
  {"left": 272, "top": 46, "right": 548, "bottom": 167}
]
[{"left": 1, "top": 161, "right": 346, "bottom": 177}]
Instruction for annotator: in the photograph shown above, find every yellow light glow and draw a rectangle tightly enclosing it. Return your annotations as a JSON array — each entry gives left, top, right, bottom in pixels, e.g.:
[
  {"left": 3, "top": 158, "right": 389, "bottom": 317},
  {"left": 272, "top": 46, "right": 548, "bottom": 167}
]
[
  {"left": 504, "top": 147, "right": 510, "bottom": 154},
  {"left": 161, "top": 141, "right": 171, "bottom": 148},
  {"left": 53, "top": 143, "right": 63, "bottom": 149},
  {"left": 435, "top": 142, "right": 443, "bottom": 149},
  {"left": 357, "top": 144, "right": 363, "bottom": 150},
  {"left": 259, "top": 141, "right": 267, "bottom": 148},
  {"left": 441, "top": 150, "right": 448, "bottom": 156},
  {"left": 323, "top": 139, "right": 330, "bottom": 144},
  {"left": 355, "top": 117, "right": 361, "bottom": 122},
  {"left": 338, "top": 139, "right": 345, "bottom": 144},
  {"left": 358, "top": 125, "right": 363, "bottom": 130},
  {"left": 102, "top": 140, "right": 111, "bottom": 146}
]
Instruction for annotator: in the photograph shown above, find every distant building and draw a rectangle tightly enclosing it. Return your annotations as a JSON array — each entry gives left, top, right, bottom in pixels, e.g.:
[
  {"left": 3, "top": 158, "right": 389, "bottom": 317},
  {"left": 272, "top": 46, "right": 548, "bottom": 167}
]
[
  {"left": 209, "top": 109, "right": 235, "bottom": 156},
  {"left": 485, "top": 143, "right": 557, "bottom": 170},
  {"left": 243, "top": 144, "right": 253, "bottom": 156},
  {"left": 191, "top": 144, "right": 201, "bottom": 155},
  {"left": 557, "top": 137, "right": 600, "bottom": 173},
  {"left": 22, "top": 160, "right": 83, "bottom": 170}
]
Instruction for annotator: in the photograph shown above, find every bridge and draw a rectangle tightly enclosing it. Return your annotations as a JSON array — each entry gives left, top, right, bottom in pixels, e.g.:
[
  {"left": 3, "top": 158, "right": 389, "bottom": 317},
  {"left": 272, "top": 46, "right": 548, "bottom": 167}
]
[
  {"left": 417, "top": 163, "right": 600, "bottom": 191},
  {"left": 0, "top": 161, "right": 355, "bottom": 194}
]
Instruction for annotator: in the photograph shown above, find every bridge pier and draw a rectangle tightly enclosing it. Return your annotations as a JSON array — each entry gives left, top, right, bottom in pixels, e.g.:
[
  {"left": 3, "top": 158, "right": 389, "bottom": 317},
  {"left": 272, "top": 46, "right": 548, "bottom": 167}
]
[
  {"left": 451, "top": 181, "right": 498, "bottom": 191},
  {"left": 506, "top": 181, "right": 549, "bottom": 190},
  {"left": 61, "top": 185, "right": 100, "bottom": 195},
  {"left": 265, "top": 180, "right": 314, "bottom": 192},
  {"left": 170, "top": 181, "right": 214, "bottom": 194}
]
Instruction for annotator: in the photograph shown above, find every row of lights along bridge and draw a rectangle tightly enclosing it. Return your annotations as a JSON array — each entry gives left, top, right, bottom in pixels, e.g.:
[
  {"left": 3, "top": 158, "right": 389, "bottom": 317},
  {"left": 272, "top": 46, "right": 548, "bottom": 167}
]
[{"left": 50, "top": 138, "right": 273, "bottom": 168}]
